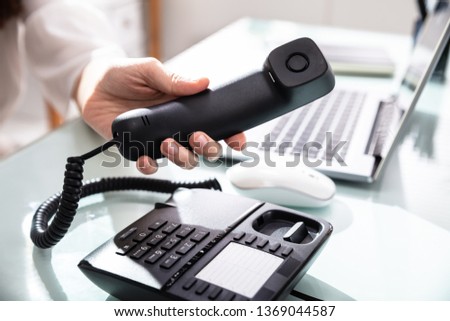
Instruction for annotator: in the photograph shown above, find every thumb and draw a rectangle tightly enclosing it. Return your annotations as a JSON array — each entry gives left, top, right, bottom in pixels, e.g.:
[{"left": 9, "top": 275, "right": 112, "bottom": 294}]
[{"left": 143, "top": 58, "right": 209, "bottom": 96}]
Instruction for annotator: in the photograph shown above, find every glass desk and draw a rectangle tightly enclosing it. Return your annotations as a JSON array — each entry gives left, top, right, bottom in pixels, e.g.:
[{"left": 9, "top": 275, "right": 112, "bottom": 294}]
[{"left": 1, "top": 18, "right": 449, "bottom": 301}]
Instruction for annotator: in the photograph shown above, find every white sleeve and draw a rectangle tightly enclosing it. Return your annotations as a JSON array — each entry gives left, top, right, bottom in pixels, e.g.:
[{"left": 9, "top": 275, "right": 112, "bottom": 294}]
[{"left": 23, "top": 0, "right": 127, "bottom": 116}]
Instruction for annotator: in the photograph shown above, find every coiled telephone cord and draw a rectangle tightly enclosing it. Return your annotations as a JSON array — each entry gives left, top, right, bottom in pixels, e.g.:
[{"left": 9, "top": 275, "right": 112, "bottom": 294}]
[{"left": 30, "top": 140, "right": 221, "bottom": 249}]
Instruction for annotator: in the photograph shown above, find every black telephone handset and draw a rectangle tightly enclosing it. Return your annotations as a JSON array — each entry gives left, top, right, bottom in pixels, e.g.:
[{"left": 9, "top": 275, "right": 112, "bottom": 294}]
[
  {"left": 112, "top": 37, "right": 334, "bottom": 160},
  {"left": 30, "top": 37, "right": 335, "bottom": 300}
]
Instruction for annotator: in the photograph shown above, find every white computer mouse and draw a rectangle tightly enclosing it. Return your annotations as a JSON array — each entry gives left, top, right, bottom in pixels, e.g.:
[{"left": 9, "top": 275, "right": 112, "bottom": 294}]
[{"left": 226, "top": 160, "right": 336, "bottom": 208}]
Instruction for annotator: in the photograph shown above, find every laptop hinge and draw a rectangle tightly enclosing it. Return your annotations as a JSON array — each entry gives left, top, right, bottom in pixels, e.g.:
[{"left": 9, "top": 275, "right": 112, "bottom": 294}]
[{"left": 365, "top": 95, "right": 403, "bottom": 157}]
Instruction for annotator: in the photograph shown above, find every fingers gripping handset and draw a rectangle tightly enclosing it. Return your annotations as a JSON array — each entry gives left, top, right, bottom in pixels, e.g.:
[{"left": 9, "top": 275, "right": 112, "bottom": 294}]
[{"left": 112, "top": 38, "right": 335, "bottom": 161}]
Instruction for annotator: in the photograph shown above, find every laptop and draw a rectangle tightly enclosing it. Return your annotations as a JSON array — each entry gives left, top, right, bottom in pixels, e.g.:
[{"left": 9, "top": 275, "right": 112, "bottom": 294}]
[{"left": 222, "top": 6, "right": 450, "bottom": 183}]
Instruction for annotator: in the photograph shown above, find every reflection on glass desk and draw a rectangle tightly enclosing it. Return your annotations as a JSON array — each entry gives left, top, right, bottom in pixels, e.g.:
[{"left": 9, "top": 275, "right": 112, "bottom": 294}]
[{"left": 1, "top": 18, "right": 450, "bottom": 301}]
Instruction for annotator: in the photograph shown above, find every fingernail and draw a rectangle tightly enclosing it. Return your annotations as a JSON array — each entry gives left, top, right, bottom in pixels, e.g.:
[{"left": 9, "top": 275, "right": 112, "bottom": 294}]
[
  {"left": 206, "top": 152, "right": 221, "bottom": 162},
  {"left": 167, "top": 141, "right": 178, "bottom": 156},
  {"left": 146, "top": 157, "right": 158, "bottom": 169},
  {"left": 197, "top": 134, "right": 209, "bottom": 148},
  {"left": 206, "top": 144, "right": 222, "bottom": 162},
  {"left": 185, "top": 153, "right": 199, "bottom": 170},
  {"left": 138, "top": 157, "right": 158, "bottom": 174}
]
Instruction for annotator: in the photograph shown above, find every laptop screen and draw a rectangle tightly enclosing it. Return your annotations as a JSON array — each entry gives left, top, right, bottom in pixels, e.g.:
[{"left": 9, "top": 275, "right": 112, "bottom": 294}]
[
  {"left": 396, "top": 5, "right": 450, "bottom": 112},
  {"left": 373, "top": 5, "right": 449, "bottom": 174}
]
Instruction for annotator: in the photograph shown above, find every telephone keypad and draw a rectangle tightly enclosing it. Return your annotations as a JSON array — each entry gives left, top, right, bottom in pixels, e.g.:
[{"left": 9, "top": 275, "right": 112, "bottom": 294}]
[
  {"left": 160, "top": 254, "right": 181, "bottom": 269},
  {"left": 161, "top": 237, "right": 181, "bottom": 251},
  {"left": 115, "top": 221, "right": 213, "bottom": 275},
  {"left": 244, "top": 234, "right": 257, "bottom": 244},
  {"left": 144, "top": 249, "right": 166, "bottom": 264},
  {"left": 147, "top": 233, "right": 166, "bottom": 246},
  {"left": 148, "top": 220, "right": 167, "bottom": 231},
  {"left": 220, "top": 291, "right": 236, "bottom": 301},
  {"left": 268, "top": 242, "right": 281, "bottom": 252},
  {"left": 190, "top": 230, "right": 210, "bottom": 242},
  {"left": 182, "top": 278, "right": 197, "bottom": 290},
  {"left": 281, "top": 246, "right": 293, "bottom": 256},
  {"left": 256, "top": 239, "right": 268, "bottom": 248},
  {"left": 133, "top": 230, "right": 151, "bottom": 242},
  {"left": 115, "top": 242, "right": 136, "bottom": 255},
  {"left": 162, "top": 222, "right": 180, "bottom": 234},
  {"left": 114, "top": 219, "right": 297, "bottom": 300},
  {"left": 233, "top": 231, "right": 245, "bottom": 240},
  {"left": 130, "top": 245, "right": 150, "bottom": 259},
  {"left": 175, "top": 241, "right": 196, "bottom": 255},
  {"left": 118, "top": 227, "right": 137, "bottom": 240},
  {"left": 176, "top": 226, "right": 195, "bottom": 238},
  {"left": 208, "top": 287, "right": 222, "bottom": 300},
  {"left": 195, "top": 282, "right": 209, "bottom": 295}
]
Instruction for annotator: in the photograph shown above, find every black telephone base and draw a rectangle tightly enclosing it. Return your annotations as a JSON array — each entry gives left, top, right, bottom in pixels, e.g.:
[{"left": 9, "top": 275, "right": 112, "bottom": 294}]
[{"left": 79, "top": 189, "right": 332, "bottom": 301}]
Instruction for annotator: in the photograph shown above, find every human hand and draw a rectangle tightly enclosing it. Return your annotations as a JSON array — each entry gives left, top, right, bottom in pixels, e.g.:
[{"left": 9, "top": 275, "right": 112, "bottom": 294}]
[{"left": 75, "top": 57, "right": 246, "bottom": 174}]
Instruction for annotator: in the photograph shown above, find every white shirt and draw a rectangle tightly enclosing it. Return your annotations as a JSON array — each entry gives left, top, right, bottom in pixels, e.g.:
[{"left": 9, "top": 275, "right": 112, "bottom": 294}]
[{"left": 0, "top": 0, "right": 126, "bottom": 123}]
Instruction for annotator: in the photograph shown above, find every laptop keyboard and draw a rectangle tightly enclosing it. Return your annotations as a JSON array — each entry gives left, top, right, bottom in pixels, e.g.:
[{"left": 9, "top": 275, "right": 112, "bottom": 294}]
[{"left": 266, "top": 90, "right": 367, "bottom": 161}]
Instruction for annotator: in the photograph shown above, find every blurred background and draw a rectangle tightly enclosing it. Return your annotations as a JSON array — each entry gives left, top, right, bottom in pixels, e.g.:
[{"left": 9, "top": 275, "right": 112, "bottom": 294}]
[
  {"left": 160, "top": 0, "right": 417, "bottom": 61},
  {"left": 0, "top": 0, "right": 419, "bottom": 158}
]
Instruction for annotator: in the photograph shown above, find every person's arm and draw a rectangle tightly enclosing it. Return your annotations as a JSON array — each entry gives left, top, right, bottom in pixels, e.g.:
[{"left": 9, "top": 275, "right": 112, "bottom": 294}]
[
  {"left": 23, "top": 0, "right": 245, "bottom": 173},
  {"left": 23, "top": 0, "right": 126, "bottom": 116}
]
